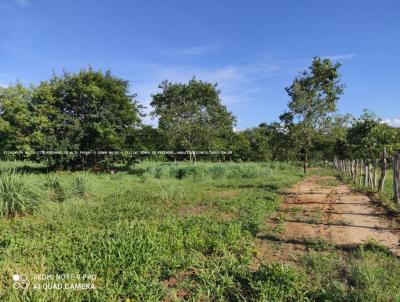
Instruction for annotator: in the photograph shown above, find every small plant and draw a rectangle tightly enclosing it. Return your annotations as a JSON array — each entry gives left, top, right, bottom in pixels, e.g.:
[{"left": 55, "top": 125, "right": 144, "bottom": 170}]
[
  {"left": 303, "top": 237, "right": 335, "bottom": 251},
  {"left": 0, "top": 169, "right": 40, "bottom": 218},
  {"left": 72, "top": 175, "right": 91, "bottom": 199},
  {"left": 360, "top": 238, "right": 393, "bottom": 256},
  {"left": 44, "top": 174, "right": 65, "bottom": 202}
]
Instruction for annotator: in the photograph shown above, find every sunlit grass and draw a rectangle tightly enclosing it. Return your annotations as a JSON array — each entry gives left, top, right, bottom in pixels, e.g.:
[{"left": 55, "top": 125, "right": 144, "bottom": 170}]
[
  {"left": 0, "top": 161, "right": 399, "bottom": 301},
  {"left": 0, "top": 169, "right": 41, "bottom": 218}
]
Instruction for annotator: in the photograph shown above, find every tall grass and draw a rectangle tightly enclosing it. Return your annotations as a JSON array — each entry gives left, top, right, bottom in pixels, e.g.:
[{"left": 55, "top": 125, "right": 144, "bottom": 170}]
[
  {"left": 129, "top": 162, "right": 281, "bottom": 180},
  {"left": 0, "top": 169, "right": 40, "bottom": 218},
  {"left": 71, "top": 175, "right": 92, "bottom": 199},
  {"left": 44, "top": 174, "right": 66, "bottom": 202}
]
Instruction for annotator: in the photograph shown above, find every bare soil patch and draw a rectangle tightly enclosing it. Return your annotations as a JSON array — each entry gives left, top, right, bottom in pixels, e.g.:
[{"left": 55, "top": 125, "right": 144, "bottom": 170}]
[
  {"left": 261, "top": 175, "right": 400, "bottom": 260},
  {"left": 180, "top": 205, "right": 208, "bottom": 216},
  {"left": 161, "top": 271, "right": 193, "bottom": 302},
  {"left": 253, "top": 175, "right": 400, "bottom": 268}
]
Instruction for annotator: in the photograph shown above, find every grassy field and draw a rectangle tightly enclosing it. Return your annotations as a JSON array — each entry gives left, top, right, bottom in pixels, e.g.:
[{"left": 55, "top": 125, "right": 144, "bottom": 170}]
[{"left": 1, "top": 161, "right": 400, "bottom": 301}]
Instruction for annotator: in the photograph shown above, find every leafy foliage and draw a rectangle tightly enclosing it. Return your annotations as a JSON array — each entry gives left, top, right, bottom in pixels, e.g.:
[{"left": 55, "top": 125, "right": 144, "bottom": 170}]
[
  {"left": 151, "top": 78, "right": 236, "bottom": 162},
  {"left": 2, "top": 69, "right": 143, "bottom": 169},
  {"left": 285, "top": 57, "right": 344, "bottom": 173},
  {"left": 0, "top": 169, "right": 40, "bottom": 217}
]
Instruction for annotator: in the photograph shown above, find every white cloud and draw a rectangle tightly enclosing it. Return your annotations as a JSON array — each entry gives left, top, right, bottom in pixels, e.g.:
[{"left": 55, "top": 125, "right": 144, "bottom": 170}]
[
  {"left": 322, "top": 53, "right": 356, "bottom": 61},
  {"left": 383, "top": 118, "right": 400, "bottom": 128},
  {"left": 130, "top": 58, "right": 282, "bottom": 103},
  {"left": 161, "top": 44, "right": 218, "bottom": 57},
  {"left": 120, "top": 58, "right": 284, "bottom": 125},
  {"left": 125, "top": 53, "right": 358, "bottom": 126}
]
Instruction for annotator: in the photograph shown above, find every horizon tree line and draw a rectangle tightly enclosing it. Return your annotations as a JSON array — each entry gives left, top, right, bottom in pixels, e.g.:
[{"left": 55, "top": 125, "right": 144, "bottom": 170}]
[{"left": 0, "top": 57, "right": 399, "bottom": 171}]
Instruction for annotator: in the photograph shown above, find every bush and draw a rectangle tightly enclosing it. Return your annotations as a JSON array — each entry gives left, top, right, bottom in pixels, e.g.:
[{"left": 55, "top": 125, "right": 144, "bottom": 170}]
[
  {"left": 44, "top": 174, "right": 66, "bottom": 202},
  {"left": 0, "top": 169, "right": 40, "bottom": 218}
]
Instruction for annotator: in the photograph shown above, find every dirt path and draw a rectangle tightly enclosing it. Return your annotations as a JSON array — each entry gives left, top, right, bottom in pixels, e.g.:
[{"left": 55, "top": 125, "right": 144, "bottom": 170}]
[{"left": 255, "top": 175, "right": 400, "bottom": 263}]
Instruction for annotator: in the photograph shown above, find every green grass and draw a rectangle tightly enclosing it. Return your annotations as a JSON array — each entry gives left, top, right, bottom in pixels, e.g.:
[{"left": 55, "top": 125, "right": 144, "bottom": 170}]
[
  {"left": 128, "top": 161, "right": 296, "bottom": 180},
  {"left": 0, "top": 169, "right": 41, "bottom": 218},
  {"left": 0, "top": 161, "right": 399, "bottom": 301},
  {"left": 299, "top": 246, "right": 400, "bottom": 301},
  {"left": 0, "top": 161, "right": 304, "bottom": 301},
  {"left": 384, "top": 170, "right": 394, "bottom": 198}
]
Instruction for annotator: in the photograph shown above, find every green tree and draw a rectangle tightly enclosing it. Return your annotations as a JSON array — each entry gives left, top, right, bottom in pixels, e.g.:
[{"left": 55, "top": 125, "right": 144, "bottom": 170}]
[
  {"left": 313, "top": 114, "right": 353, "bottom": 161},
  {"left": 30, "top": 68, "right": 142, "bottom": 169},
  {"left": 285, "top": 57, "right": 344, "bottom": 173},
  {"left": 151, "top": 78, "right": 236, "bottom": 163},
  {"left": 268, "top": 112, "right": 297, "bottom": 161},
  {"left": 347, "top": 110, "right": 399, "bottom": 160},
  {"left": 0, "top": 84, "right": 33, "bottom": 159},
  {"left": 227, "top": 131, "right": 252, "bottom": 161},
  {"left": 242, "top": 124, "right": 272, "bottom": 161}
]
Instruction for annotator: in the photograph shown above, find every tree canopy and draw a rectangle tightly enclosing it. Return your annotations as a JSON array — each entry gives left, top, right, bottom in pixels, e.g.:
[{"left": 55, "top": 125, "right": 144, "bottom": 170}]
[
  {"left": 151, "top": 78, "right": 236, "bottom": 163},
  {"left": 1, "top": 69, "right": 142, "bottom": 169},
  {"left": 285, "top": 57, "right": 344, "bottom": 173},
  {"left": 0, "top": 62, "right": 399, "bottom": 169}
]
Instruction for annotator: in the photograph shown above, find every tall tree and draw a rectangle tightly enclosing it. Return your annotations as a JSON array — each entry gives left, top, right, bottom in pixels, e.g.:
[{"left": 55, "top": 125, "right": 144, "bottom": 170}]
[
  {"left": 151, "top": 78, "right": 236, "bottom": 163},
  {"left": 30, "top": 68, "right": 142, "bottom": 169},
  {"left": 0, "top": 84, "right": 33, "bottom": 159},
  {"left": 285, "top": 57, "right": 344, "bottom": 173}
]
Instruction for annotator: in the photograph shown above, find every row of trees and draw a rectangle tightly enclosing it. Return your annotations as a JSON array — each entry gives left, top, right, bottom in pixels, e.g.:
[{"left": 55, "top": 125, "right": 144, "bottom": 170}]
[{"left": 1, "top": 58, "right": 399, "bottom": 170}]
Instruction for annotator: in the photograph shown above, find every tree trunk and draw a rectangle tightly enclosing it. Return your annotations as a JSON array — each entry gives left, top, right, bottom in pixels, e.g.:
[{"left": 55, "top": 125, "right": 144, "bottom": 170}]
[
  {"left": 378, "top": 148, "right": 388, "bottom": 192},
  {"left": 303, "top": 151, "right": 308, "bottom": 174}
]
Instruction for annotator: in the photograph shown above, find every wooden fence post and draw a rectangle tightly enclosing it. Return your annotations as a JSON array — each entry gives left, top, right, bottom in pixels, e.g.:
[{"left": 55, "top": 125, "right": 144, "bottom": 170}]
[
  {"left": 364, "top": 162, "right": 369, "bottom": 187},
  {"left": 378, "top": 148, "right": 388, "bottom": 192},
  {"left": 354, "top": 159, "right": 359, "bottom": 184},
  {"left": 347, "top": 160, "right": 350, "bottom": 177},
  {"left": 350, "top": 159, "right": 354, "bottom": 182},
  {"left": 368, "top": 163, "right": 373, "bottom": 190},
  {"left": 394, "top": 151, "right": 400, "bottom": 204}
]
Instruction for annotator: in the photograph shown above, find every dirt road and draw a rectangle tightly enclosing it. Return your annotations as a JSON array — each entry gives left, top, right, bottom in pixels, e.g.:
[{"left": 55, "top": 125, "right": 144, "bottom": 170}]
[
  {"left": 255, "top": 175, "right": 400, "bottom": 262},
  {"left": 282, "top": 175, "right": 400, "bottom": 254}
]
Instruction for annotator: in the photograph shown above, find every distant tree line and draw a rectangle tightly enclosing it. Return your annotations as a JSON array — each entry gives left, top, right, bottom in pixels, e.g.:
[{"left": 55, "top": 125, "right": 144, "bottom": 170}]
[{"left": 0, "top": 58, "right": 399, "bottom": 170}]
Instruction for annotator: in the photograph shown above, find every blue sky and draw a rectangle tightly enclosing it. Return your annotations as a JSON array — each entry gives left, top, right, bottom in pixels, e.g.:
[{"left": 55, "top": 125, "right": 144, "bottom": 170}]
[{"left": 1, "top": 0, "right": 399, "bottom": 128}]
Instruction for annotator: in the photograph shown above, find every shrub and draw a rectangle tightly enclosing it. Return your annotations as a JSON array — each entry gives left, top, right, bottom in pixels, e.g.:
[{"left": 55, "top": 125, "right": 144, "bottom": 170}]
[
  {"left": 44, "top": 174, "right": 66, "bottom": 202},
  {"left": 0, "top": 169, "right": 40, "bottom": 218}
]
